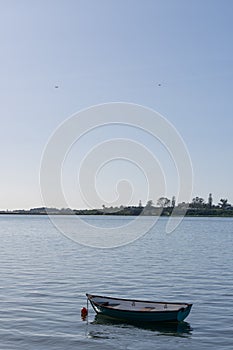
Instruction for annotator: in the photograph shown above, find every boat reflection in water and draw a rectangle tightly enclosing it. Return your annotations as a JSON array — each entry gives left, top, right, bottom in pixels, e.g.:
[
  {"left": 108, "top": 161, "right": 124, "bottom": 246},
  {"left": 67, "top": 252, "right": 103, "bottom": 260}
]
[{"left": 90, "top": 314, "right": 193, "bottom": 337}]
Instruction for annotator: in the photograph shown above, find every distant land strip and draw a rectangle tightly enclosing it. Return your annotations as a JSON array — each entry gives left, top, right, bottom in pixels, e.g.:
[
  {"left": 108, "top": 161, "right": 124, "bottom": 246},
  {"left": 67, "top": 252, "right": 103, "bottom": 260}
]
[{"left": 1, "top": 205, "right": 233, "bottom": 217}]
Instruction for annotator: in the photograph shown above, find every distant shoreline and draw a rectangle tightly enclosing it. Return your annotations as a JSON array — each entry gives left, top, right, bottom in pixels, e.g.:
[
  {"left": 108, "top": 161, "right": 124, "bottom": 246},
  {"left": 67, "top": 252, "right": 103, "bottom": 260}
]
[{"left": 1, "top": 206, "right": 233, "bottom": 217}]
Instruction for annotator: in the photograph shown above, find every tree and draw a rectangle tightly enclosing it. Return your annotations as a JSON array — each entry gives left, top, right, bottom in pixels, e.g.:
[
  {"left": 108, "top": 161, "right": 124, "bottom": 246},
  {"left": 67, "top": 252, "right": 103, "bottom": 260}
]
[
  {"left": 191, "top": 197, "right": 205, "bottom": 208},
  {"left": 145, "top": 200, "right": 153, "bottom": 208},
  {"left": 171, "top": 196, "right": 176, "bottom": 208},
  {"left": 157, "top": 197, "right": 170, "bottom": 207},
  {"left": 218, "top": 198, "right": 230, "bottom": 209}
]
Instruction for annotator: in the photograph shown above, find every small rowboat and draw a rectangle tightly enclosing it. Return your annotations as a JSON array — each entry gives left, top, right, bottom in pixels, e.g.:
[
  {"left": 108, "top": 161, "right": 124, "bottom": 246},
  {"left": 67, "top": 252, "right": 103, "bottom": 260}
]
[{"left": 86, "top": 294, "right": 192, "bottom": 323}]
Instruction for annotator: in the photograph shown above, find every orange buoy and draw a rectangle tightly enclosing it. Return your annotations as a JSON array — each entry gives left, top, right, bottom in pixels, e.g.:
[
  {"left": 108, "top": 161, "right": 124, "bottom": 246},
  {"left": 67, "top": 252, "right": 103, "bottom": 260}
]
[{"left": 81, "top": 307, "right": 88, "bottom": 319}]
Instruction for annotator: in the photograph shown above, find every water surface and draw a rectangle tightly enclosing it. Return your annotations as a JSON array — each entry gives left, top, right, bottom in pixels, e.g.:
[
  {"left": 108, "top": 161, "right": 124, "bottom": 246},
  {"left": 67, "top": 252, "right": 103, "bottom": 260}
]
[{"left": 0, "top": 215, "right": 232, "bottom": 349}]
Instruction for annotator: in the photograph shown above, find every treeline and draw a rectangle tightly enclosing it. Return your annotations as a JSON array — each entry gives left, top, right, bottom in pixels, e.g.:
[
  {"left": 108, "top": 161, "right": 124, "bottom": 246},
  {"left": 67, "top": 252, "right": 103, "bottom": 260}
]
[{"left": 1, "top": 193, "right": 233, "bottom": 217}]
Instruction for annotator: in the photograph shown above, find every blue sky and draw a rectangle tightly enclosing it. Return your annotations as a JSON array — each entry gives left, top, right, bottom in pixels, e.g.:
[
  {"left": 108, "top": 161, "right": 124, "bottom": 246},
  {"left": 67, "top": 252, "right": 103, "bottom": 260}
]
[{"left": 0, "top": 0, "right": 233, "bottom": 210}]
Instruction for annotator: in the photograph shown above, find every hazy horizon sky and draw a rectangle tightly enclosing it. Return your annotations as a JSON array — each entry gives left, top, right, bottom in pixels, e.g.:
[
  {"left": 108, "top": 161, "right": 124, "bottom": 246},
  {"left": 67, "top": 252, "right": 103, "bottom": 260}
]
[{"left": 1, "top": 0, "right": 233, "bottom": 210}]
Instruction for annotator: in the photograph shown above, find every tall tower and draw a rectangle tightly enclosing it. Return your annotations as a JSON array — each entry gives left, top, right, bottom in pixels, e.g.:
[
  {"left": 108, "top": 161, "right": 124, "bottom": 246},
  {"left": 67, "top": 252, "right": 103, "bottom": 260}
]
[{"left": 208, "top": 193, "right": 213, "bottom": 208}]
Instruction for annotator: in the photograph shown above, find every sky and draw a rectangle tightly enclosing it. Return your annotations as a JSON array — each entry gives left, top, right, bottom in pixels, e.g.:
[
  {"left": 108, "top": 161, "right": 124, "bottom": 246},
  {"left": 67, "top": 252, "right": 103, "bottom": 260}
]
[{"left": 0, "top": 0, "right": 233, "bottom": 210}]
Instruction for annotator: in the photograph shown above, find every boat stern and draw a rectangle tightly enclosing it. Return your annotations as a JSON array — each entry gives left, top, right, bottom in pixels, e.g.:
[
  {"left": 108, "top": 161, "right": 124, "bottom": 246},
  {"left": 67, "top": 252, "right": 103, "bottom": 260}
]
[{"left": 177, "top": 304, "right": 192, "bottom": 321}]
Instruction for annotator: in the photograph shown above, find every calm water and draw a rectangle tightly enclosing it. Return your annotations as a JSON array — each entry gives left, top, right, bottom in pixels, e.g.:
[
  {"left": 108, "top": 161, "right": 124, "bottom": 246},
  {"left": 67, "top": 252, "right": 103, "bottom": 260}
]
[{"left": 0, "top": 215, "right": 232, "bottom": 349}]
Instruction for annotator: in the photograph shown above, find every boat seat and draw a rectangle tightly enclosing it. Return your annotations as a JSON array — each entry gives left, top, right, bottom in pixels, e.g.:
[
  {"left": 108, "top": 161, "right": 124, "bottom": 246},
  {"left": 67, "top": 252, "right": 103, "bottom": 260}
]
[
  {"left": 98, "top": 301, "right": 120, "bottom": 307},
  {"left": 108, "top": 303, "right": 120, "bottom": 307},
  {"left": 140, "top": 307, "right": 155, "bottom": 311}
]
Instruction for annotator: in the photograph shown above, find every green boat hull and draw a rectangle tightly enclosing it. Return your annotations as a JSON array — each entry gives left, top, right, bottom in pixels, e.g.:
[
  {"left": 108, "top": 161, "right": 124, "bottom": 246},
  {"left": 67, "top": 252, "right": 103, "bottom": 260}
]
[{"left": 93, "top": 304, "right": 192, "bottom": 322}]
